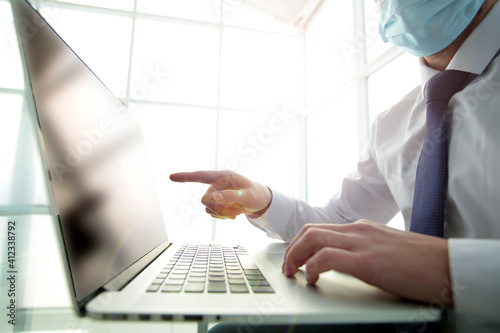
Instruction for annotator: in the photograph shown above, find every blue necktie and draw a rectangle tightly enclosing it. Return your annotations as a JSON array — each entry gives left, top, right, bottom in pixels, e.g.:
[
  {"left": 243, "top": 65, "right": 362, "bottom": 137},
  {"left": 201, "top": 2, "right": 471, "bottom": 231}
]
[{"left": 410, "top": 70, "right": 471, "bottom": 237}]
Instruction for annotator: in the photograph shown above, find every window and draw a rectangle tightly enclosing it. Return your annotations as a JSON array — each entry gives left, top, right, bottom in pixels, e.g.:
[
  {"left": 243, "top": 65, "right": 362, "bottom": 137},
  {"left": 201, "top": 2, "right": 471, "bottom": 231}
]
[
  {"left": 304, "top": 0, "right": 420, "bottom": 228},
  {"left": 3, "top": 0, "right": 421, "bottom": 315},
  {"left": 2, "top": 0, "right": 301, "bottom": 311}
]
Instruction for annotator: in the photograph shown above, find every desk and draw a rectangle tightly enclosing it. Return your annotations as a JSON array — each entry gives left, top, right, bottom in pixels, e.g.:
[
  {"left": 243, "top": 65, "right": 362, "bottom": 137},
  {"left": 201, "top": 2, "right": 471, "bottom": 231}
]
[
  {"left": 7, "top": 308, "right": 211, "bottom": 333},
  {"left": 8, "top": 307, "right": 500, "bottom": 333}
]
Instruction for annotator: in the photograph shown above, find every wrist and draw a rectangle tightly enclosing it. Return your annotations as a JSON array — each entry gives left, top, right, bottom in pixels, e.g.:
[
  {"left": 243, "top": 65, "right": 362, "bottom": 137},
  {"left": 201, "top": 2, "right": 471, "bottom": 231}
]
[{"left": 248, "top": 186, "right": 272, "bottom": 219}]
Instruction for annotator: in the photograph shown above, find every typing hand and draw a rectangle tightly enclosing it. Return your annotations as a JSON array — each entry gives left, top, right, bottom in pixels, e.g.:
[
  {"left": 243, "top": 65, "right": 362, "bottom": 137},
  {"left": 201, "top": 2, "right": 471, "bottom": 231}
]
[
  {"left": 282, "top": 220, "right": 452, "bottom": 305},
  {"left": 170, "top": 170, "right": 272, "bottom": 220}
]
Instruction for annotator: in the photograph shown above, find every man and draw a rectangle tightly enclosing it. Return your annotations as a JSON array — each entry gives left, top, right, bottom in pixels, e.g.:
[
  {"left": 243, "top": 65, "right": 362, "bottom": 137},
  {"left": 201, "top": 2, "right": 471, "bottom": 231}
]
[{"left": 171, "top": 0, "right": 500, "bottom": 330}]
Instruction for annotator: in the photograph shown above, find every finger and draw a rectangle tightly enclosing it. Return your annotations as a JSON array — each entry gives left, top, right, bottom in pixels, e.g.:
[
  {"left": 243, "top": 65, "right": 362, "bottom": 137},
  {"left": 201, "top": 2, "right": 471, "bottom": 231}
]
[
  {"left": 211, "top": 189, "right": 255, "bottom": 212},
  {"left": 284, "top": 224, "right": 342, "bottom": 259},
  {"left": 207, "top": 207, "right": 230, "bottom": 220},
  {"left": 205, "top": 206, "right": 242, "bottom": 220},
  {"left": 283, "top": 228, "right": 352, "bottom": 277},
  {"left": 283, "top": 222, "right": 367, "bottom": 268},
  {"left": 210, "top": 213, "right": 234, "bottom": 220},
  {"left": 170, "top": 170, "right": 234, "bottom": 184},
  {"left": 282, "top": 224, "right": 334, "bottom": 272},
  {"left": 305, "top": 248, "right": 359, "bottom": 285},
  {"left": 203, "top": 189, "right": 248, "bottom": 213},
  {"left": 201, "top": 192, "right": 230, "bottom": 215},
  {"left": 283, "top": 224, "right": 318, "bottom": 273}
]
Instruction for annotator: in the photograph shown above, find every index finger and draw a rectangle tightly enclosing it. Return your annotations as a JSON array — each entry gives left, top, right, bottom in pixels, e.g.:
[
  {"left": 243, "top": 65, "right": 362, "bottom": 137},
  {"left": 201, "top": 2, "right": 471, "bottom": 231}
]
[
  {"left": 170, "top": 170, "right": 233, "bottom": 184},
  {"left": 283, "top": 228, "right": 349, "bottom": 277}
]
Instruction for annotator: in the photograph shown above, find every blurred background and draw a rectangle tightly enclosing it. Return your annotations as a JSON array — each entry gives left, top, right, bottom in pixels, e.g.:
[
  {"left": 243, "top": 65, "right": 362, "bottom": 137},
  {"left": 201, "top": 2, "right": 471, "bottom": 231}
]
[{"left": 0, "top": 0, "right": 420, "bottom": 320}]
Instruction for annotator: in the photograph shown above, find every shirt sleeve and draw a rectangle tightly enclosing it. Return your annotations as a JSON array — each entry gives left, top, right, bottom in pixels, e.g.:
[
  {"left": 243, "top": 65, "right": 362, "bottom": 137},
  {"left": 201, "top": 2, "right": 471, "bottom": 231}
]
[
  {"left": 448, "top": 239, "right": 500, "bottom": 322},
  {"left": 248, "top": 138, "right": 400, "bottom": 242}
]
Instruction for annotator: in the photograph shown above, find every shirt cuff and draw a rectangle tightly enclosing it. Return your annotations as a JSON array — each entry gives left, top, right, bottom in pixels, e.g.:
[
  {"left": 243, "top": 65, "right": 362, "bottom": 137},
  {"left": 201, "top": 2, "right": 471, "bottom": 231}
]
[
  {"left": 448, "top": 238, "right": 500, "bottom": 321},
  {"left": 247, "top": 188, "right": 295, "bottom": 241}
]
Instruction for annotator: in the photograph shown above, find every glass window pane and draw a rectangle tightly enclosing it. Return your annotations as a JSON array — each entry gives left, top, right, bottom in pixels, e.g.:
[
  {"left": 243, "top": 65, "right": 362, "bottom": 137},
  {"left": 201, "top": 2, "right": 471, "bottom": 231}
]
[
  {"left": 368, "top": 53, "right": 420, "bottom": 124},
  {"left": 306, "top": 0, "right": 356, "bottom": 111},
  {"left": 131, "top": 20, "right": 219, "bottom": 106},
  {"left": 364, "top": 0, "right": 391, "bottom": 62},
  {"left": 0, "top": 93, "right": 48, "bottom": 206},
  {"left": 0, "top": 2, "right": 24, "bottom": 89},
  {"left": 137, "top": 0, "right": 220, "bottom": 23},
  {"left": 220, "top": 28, "right": 300, "bottom": 111},
  {"left": 216, "top": 107, "right": 299, "bottom": 243},
  {"left": 131, "top": 104, "right": 217, "bottom": 242},
  {"left": 223, "top": 1, "right": 297, "bottom": 34},
  {"left": 0, "top": 93, "right": 23, "bottom": 205},
  {"left": 9, "top": 214, "right": 71, "bottom": 308},
  {"left": 39, "top": 5, "right": 133, "bottom": 98},
  {"left": 307, "top": 88, "right": 359, "bottom": 206},
  {"left": 217, "top": 108, "right": 299, "bottom": 198},
  {"left": 58, "top": 0, "right": 135, "bottom": 11}
]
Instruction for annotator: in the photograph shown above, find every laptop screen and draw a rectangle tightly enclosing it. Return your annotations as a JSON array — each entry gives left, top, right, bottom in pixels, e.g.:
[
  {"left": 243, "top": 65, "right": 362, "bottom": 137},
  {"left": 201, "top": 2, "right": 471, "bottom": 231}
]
[{"left": 13, "top": 0, "right": 168, "bottom": 301}]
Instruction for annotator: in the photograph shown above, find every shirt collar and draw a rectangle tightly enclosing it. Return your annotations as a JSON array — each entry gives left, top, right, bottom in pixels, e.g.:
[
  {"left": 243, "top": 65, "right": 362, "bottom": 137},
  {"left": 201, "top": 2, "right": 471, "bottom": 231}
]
[{"left": 419, "top": 2, "right": 500, "bottom": 97}]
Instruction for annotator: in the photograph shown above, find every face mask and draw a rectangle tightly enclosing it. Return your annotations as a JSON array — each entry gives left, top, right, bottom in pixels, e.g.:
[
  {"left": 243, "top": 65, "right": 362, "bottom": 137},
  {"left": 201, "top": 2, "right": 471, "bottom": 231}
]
[{"left": 377, "top": 0, "right": 485, "bottom": 57}]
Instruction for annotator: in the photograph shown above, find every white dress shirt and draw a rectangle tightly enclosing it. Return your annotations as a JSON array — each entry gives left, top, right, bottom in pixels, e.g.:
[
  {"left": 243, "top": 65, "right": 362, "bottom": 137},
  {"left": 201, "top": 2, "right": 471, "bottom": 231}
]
[{"left": 250, "top": 3, "right": 500, "bottom": 322}]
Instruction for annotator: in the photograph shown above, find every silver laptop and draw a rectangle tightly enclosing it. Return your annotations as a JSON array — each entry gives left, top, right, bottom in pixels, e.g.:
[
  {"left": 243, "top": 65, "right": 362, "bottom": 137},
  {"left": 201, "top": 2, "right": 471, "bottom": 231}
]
[{"left": 11, "top": 0, "right": 440, "bottom": 328}]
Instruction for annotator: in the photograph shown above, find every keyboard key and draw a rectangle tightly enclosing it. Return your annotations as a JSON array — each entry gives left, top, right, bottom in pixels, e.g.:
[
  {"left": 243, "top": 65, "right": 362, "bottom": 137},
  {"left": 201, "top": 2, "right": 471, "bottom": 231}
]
[
  {"left": 165, "top": 279, "right": 185, "bottom": 285},
  {"left": 227, "top": 273, "right": 244, "bottom": 279},
  {"left": 151, "top": 278, "right": 164, "bottom": 285},
  {"left": 244, "top": 269, "right": 261, "bottom": 275},
  {"left": 156, "top": 273, "right": 168, "bottom": 279},
  {"left": 228, "top": 278, "right": 246, "bottom": 285},
  {"left": 209, "top": 268, "right": 224, "bottom": 273},
  {"left": 246, "top": 274, "right": 265, "bottom": 281},
  {"left": 146, "top": 284, "right": 161, "bottom": 292},
  {"left": 209, "top": 272, "right": 225, "bottom": 277},
  {"left": 191, "top": 268, "right": 207, "bottom": 273},
  {"left": 230, "top": 284, "right": 249, "bottom": 293},
  {"left": 251, "top": 286, "right": 274, "bottom": 293},
  {"left": 188, "top": 277, "right": 205, "bottom": 283},
  {"left": 162, "top": 285, "right": 183, "bottom": 293},
  {"left": 190, "top": 272, "right": 206, "bottom": 277},
  {"left": 248, "top": 279, "right": 270, "bottom": 286},
  {"left": 208, "top": 276, "right": 226, "bottom": 282},
  {"left": 208, "top": 281, "right": 227, "bottom": 293},
  {"left": 210, "top": 259, "right": 222, "bottom": 262},
  {"left": 185, "top": 282, "right": 205, "bottom": 293},
  {"left": 226, "top": 267, "right": 242, "bottom": 272}
]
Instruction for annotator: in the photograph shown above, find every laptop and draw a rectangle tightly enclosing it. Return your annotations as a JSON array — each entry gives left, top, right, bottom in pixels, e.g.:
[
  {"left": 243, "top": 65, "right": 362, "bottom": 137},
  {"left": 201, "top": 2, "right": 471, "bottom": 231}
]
[{"left": 11, "top": 0, "right": 440, "bottom": 328}]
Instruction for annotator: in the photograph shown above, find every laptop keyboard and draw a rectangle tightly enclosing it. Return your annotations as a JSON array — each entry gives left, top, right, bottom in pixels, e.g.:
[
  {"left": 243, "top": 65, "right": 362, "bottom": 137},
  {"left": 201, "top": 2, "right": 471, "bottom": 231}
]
[{"left": 146, "top": 244, "right": 274, "bottom": 294}]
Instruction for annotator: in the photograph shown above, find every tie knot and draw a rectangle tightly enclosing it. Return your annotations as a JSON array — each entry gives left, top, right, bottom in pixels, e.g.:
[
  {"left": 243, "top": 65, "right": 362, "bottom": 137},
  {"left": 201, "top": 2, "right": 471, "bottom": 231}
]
[{"left": 425, "top": 69, "right": 471, "bottom": 103}]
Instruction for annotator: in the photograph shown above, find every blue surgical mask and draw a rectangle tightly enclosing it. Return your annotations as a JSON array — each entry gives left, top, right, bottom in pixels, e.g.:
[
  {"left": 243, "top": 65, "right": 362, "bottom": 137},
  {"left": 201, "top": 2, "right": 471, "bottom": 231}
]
[{"left": 378, "top": 0, "right": 485, "bottom": 57}]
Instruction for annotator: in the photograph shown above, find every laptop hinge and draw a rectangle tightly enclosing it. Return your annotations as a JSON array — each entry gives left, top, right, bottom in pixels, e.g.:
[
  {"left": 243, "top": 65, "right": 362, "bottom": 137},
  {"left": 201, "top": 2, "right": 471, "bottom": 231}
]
[{"left": 103, "top": 241, "right": 171, "bottom": 292}]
